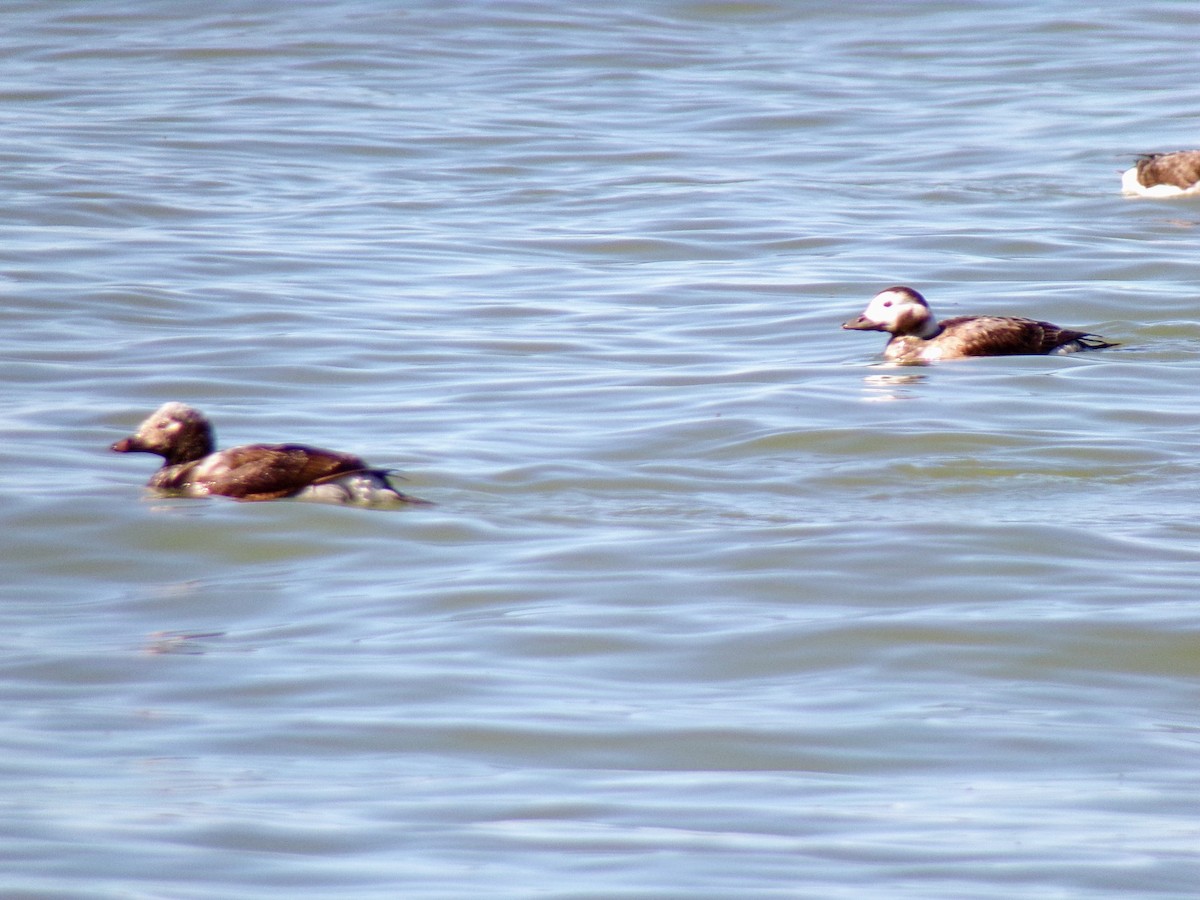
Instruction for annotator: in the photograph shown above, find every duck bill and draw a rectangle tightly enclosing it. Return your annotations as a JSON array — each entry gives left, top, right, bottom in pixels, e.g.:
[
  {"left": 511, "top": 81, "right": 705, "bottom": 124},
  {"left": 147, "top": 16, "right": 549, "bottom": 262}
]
[
  {"left": 111, "top": 436, "right": 147, "bottom": 453},
  {"left": 841, "top": 315, "right": 885, "bottom": 331}
]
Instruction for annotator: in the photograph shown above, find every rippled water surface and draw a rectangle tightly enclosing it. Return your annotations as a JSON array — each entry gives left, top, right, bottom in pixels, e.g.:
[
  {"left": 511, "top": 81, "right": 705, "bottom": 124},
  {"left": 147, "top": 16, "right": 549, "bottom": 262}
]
[{"left": 4, "top": 1, "right": 1200, "bottom": 896}]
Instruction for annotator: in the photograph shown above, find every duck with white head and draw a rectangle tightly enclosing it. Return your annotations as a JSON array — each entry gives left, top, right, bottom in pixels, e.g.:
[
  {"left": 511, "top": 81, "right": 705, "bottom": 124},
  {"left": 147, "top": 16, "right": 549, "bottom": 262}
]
[
  {"left": 111, "top": 402, "right": 427, "bottom": 507},
  {"left": 842, "top": 287, "right": 1116, "bottom": 364}
]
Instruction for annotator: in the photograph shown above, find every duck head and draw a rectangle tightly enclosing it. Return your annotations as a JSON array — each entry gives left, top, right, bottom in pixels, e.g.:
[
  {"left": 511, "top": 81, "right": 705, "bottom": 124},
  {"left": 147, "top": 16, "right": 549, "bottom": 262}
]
[
  {"left": 842, "top": 286, "right": 940, "bottom": 338},
  {"left": 111, "top": 402, "right": 215, "bottom": 466}
]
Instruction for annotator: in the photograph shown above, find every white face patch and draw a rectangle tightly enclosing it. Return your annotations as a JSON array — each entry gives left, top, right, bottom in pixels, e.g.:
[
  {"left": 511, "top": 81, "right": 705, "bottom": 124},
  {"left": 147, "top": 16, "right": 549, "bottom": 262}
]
[
  {"left": 861, "top": 289, "right": 917, "bottom": 328},
  {"left": 139, "top": 412, "right": 181, "bottom": 441},
  {"left": 138, "top": 403, "right": 208, "bottom": 442}
]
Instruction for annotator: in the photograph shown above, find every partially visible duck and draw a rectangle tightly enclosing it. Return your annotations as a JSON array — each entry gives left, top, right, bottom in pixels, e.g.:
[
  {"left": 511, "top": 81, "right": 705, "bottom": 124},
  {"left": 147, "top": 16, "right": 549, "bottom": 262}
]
[
  {"left": 111, "top": 402, "right": 426, "bottom": 506},
  {"left": 1121, "top": 150, "right": 1200, "bottom": 197},
  {"left": 842, "top": 286, "right": 1116, "bottom": 364}
]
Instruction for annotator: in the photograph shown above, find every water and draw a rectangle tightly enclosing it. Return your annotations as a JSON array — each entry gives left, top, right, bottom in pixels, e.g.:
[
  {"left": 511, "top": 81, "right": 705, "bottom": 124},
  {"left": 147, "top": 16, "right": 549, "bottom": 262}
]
[{"left": 3, "top": 1, "right": 1200, "bottom": 896}]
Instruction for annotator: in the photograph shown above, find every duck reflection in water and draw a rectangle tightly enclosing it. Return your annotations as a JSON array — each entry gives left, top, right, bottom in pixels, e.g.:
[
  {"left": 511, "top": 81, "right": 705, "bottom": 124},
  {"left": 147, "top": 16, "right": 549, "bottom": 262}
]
[{"left": 861, "top": 371, "right": 926, "bottom": 401}]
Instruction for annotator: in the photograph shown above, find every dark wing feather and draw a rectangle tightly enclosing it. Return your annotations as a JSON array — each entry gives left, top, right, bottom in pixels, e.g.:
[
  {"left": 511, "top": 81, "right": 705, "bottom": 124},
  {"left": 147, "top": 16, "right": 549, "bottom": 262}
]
[
  {"left": 201, "top": 443, "right": 371, "bottom": 501},
  {"left": 1137, "top": 151, "right": 1200, "bottom": 189},
  {"left": 937, "top": 316, "right": 1096, "bottom": 356}
]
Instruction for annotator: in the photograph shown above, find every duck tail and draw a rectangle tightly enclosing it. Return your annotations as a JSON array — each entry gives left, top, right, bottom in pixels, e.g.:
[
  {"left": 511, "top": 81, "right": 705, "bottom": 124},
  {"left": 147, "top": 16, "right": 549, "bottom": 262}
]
[{"left": 1079, "top": 333, "right": 1118, "bottom": 350}]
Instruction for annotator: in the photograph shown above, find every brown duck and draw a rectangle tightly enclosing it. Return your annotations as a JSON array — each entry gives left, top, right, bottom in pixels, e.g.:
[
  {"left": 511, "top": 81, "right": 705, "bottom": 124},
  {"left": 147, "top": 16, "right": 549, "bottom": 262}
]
[
  {"left": 111, "top": 402, "right": 426, "bottom": 506},
  {"left": 1122, "top": 150, "right": 1200, "bottom": 196},
  {"left": 842, "top": 286, "right": 1116, "bottom": 363}
]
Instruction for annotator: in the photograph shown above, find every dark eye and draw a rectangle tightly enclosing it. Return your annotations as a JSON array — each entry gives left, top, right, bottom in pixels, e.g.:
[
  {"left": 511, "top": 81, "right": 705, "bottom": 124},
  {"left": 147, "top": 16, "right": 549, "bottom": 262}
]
[{"left": 883, "top": 300, "right": 892, "bottom": 307}]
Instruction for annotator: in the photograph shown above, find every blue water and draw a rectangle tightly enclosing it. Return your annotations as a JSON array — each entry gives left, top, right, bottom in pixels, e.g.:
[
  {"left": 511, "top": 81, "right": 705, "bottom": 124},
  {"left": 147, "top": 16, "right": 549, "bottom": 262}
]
[{"left": 3, "top": 1, "right": 1200, "bottom": 896}]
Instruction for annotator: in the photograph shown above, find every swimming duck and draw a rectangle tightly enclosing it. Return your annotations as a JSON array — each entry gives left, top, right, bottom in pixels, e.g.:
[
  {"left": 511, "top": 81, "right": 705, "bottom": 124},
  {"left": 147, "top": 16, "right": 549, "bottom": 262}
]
[
  {"left": 111, "top": 402, "right": 426, "bottom": 506},
  {"left": 841, "top": 286, "right": 1116, "bottom": 363},
  {"left": 1121, "top": 150, "right": 1200, "bottom": 197}
]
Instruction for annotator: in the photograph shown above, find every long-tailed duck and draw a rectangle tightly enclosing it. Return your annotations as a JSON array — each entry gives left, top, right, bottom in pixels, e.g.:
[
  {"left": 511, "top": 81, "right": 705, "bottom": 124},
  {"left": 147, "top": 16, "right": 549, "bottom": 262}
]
[
  {"left": 1121, "top": 150, "right": 1200, "bottom": 197},
  {"left": 842, "top": 286, "right": 1116, "bottom": 363},
  {"left": 111, "top": 402, "right": 426, "bottom": 506}
]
